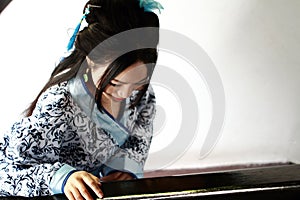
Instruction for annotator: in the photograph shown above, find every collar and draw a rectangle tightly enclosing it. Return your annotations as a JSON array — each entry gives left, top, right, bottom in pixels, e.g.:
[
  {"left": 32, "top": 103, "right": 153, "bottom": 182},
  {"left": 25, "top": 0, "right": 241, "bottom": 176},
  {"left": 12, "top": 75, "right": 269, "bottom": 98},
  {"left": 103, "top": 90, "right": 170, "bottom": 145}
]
[{"left": 67, "top": 77, "right": 130, "bottom": 146}]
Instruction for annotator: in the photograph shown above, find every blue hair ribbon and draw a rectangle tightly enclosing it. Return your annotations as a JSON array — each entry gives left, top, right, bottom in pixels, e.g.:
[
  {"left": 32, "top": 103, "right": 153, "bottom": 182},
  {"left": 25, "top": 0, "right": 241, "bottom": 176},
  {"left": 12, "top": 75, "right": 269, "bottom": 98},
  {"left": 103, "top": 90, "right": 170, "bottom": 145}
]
[
  {"left": 67, "top": 5, "right": 101, "bottom": 51},
  {"left": 139, "top": 0, "right": 164, "bottom": 13},
  {"left": 66, "top": 19, "right": 84, "bottom": 51}
]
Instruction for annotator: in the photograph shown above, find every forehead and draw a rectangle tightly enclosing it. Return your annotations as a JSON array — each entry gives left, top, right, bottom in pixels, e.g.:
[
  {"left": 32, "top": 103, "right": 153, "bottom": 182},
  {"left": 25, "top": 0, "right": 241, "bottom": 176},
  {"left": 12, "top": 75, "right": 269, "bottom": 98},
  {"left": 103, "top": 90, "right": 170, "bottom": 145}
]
[{"left": 114, "top": 61, "right": 148, "bottom": 83}]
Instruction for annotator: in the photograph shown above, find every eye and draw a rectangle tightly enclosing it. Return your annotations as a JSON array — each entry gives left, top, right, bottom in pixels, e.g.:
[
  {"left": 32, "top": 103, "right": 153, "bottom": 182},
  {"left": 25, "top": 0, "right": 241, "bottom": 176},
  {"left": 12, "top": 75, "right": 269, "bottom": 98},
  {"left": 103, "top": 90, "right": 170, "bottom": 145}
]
[{"left": 109, "top": 81, "right": 119, "bottom": 87}]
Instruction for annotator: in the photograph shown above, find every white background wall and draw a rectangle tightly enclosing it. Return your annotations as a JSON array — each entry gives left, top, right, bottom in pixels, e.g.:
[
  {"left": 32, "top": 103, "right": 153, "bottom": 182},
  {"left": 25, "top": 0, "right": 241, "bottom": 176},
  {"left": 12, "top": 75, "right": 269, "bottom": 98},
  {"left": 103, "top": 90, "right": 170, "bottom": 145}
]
[{"left": 0, "top": 0, "right": 299, "bottom": 170}]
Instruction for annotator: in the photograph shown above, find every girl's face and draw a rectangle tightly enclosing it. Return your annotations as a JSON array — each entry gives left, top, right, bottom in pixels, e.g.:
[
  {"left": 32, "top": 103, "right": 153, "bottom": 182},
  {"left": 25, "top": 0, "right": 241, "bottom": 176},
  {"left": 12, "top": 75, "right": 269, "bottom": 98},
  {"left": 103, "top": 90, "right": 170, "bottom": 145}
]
[{"left": 103, "top": 61, "right": 149, "bottom": 102}]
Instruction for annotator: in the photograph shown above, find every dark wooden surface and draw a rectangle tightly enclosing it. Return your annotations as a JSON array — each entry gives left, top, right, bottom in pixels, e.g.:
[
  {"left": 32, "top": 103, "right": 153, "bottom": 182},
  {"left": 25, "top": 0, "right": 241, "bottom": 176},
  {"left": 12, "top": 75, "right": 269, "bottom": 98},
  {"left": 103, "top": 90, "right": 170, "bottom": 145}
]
[
  {"left": 100, "top": 164, "right": 300, "bottom": 199},
  {"left": 1, "top": 164, "right": 300, "bottom": 199}
]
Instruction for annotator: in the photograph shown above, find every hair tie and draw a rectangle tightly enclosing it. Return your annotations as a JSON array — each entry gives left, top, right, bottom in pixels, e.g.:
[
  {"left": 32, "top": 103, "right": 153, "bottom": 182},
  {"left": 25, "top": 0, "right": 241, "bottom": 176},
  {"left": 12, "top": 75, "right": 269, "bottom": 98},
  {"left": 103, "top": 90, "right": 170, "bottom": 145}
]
[
  {"left": 139, "top": 0, "right": 164, "bottom": 14},
  {"left": 67, "top": 4, "right": 101, "bottom": 51}
]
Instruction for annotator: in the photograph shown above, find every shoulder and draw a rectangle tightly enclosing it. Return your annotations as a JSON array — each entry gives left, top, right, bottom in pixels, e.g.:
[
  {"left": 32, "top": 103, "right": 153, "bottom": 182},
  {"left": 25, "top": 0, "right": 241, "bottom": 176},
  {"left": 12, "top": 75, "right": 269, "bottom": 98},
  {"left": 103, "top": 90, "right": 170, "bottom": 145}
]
[
  {"left": 33, "top": 81, "right": 74, "bottom": 115},
  {"left": 39, "top": 81, "right": 70, "bottom": 101}
]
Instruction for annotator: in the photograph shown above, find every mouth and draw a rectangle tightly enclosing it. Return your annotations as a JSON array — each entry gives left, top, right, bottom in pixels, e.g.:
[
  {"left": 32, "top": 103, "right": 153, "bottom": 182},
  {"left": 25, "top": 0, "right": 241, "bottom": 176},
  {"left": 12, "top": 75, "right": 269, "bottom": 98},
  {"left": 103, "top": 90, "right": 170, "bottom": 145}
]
[
  {"left": 103, "top": 92, "right": 126, "bottom": 102},
  {"left": 111, "top": 96, "right": 126, "bottom": 102}
]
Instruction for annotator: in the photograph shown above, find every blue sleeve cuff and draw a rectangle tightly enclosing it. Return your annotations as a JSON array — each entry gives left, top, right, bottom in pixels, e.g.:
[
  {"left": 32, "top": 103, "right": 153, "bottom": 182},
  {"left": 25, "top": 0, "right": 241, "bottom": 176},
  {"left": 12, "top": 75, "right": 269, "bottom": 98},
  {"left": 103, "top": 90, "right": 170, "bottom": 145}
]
[
  {"left": 50, "top": 164, "right": 77, "bottom": 194},
  {"left": 62, "top": 169, "right": 78, "bottom": 193}
]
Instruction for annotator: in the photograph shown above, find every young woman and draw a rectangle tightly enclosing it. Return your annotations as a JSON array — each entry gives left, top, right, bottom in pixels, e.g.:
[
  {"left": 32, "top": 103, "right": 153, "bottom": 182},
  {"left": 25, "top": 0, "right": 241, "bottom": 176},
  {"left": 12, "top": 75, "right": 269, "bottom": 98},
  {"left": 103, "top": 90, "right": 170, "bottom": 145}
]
[{"left": 0, "top": 0, "right": 162, "bottom": 199}]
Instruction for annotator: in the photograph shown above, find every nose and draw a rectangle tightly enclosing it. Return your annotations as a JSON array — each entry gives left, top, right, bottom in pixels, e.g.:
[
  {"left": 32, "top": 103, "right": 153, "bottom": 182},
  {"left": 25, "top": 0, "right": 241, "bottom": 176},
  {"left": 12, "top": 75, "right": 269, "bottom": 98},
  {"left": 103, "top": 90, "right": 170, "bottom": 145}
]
[{"left": 116, "top": 84, "right": 133, "bottom": 98}]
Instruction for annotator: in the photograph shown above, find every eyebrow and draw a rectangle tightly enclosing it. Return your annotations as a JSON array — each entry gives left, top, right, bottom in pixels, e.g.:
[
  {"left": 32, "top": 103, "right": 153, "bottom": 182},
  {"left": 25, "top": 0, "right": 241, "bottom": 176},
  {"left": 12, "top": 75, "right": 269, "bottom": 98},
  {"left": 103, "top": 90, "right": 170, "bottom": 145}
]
[{"left": 113, "top": 76, "right": 149, "bottom": 84}]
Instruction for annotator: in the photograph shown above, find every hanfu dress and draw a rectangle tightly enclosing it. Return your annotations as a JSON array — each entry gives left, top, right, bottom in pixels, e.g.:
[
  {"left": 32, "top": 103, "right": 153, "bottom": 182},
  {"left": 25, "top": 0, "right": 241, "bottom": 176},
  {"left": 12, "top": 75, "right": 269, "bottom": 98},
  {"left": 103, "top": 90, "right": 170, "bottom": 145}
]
[{"left": 0, "top": 76, "right": 156, "bottom": 197}]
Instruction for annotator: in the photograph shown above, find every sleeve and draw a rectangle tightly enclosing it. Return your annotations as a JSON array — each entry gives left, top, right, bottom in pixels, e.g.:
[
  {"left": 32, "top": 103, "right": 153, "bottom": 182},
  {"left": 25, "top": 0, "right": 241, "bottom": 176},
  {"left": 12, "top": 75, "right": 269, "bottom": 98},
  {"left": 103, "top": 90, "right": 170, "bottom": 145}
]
[
  {"left": 0, "top": 82, "right": 75, "bottom": 196},
  {"left": 101, "top": 87, "right": 156, "bottom": 178}
]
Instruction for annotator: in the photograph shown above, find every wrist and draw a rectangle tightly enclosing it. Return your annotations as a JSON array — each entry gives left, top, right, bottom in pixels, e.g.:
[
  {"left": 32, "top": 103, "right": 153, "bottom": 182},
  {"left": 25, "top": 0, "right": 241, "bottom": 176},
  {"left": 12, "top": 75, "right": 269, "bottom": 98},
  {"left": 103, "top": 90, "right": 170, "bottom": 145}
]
[{"left": 50, "top": 164, "right": 77, "bottom": 194}]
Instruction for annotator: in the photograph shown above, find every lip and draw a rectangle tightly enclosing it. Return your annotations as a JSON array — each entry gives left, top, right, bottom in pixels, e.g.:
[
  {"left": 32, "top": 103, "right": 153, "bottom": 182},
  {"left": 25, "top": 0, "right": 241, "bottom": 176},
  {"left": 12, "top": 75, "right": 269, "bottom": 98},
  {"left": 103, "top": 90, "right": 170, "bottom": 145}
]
[{"left": 111, "top": 96, "right": 125, "bottom": 102}]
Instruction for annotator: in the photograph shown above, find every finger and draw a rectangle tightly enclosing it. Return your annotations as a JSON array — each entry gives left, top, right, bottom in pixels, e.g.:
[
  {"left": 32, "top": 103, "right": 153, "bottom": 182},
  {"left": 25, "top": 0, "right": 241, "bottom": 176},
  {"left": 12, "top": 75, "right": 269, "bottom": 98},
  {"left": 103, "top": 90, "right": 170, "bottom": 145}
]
[
  {"left": 101, "top": 172, "right": 133, "bottom": 182},
  {"left": 65, "top": 190, "right": 75, "bottom": 200},
  {"left": 100, "top": 174, "right": 112, "bottom": 182},
  {"left": 75, "top": 181, "right": 94, "bottom": 200},
  {"left": 119, "top": 174, "right": 133, "bottom": 181},
  {"left": 83, "top": 175, "right": 104, "bottom": 198},
  {"left": 119, "top": 173, "right": 130, "bottom": 180},
  {"left": 101, "top": 176, "right": 113, "bottom": 182},
  {"left": 100, "top": 172, "right": 123, "bottom": 182},
  {"left": 70, "top": 187, "right": 84, "bottom": 200}
]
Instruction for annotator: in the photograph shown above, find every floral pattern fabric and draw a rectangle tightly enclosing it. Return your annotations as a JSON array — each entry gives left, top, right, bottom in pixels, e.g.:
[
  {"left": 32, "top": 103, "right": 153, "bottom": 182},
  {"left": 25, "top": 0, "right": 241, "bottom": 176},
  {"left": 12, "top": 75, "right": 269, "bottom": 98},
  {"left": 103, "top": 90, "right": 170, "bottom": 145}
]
[{"left": 0, "top": 80, "right": 155, "bottom": 197}]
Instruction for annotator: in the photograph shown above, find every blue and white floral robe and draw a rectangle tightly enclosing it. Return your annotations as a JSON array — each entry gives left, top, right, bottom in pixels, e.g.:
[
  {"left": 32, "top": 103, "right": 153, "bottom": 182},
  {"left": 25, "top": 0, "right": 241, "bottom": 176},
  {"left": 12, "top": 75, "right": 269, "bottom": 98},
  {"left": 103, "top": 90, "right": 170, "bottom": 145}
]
[{"left": 0, "top": 77, "right": 156, "bottom": 197}]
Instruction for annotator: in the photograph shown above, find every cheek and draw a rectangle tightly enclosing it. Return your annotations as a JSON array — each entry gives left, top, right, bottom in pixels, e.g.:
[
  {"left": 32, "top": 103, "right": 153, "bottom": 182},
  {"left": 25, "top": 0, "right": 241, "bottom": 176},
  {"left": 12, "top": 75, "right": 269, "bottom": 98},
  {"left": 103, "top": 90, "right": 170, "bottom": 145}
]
[{"left": 104, "top": 85, "right": 115, "bottom": 94}]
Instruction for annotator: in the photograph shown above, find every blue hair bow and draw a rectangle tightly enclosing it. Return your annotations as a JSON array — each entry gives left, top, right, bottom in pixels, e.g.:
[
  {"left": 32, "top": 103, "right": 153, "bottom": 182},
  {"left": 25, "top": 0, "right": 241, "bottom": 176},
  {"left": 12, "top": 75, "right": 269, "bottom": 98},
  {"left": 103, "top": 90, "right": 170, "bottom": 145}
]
[{"left": 139, "top": 0, "right": 164, "bottom": 13}]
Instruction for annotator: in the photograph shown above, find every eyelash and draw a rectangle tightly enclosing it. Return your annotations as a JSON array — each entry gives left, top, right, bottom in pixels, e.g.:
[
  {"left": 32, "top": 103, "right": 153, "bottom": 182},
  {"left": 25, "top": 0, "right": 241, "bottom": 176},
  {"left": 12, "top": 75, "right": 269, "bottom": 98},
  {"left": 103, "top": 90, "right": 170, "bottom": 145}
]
[
  {"left": 109, "top": 81, "right": 146, "bottom": 87},
  {"left": 109, "top": 82, "right": 119, "bottom": 87}
]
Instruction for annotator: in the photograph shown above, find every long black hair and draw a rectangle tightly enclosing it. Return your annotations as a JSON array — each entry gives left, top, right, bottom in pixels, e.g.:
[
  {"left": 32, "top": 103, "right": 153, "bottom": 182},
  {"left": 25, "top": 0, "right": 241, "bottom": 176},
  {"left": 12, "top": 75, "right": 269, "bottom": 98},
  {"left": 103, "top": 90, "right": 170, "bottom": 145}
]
[{"left": 25, "top": 0, "right": 160, "bottom": 116}]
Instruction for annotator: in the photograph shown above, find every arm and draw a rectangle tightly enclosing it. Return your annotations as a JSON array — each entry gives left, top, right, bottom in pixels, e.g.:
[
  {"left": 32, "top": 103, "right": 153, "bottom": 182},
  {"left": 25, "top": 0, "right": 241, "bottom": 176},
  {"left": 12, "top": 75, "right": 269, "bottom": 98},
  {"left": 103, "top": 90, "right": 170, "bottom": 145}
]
[
  {"left": 0, "top": 160, "right": 63, "bottom": 196},
  {"left": 0, "top": 82, "right": 74, "bottom": 196}
]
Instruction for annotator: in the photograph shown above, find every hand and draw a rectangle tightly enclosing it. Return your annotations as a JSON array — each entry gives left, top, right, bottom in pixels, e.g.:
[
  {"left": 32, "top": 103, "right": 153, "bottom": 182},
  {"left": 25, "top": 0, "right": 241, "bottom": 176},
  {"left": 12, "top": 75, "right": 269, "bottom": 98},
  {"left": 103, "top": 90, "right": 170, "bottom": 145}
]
[
  {"left": 64, "top": 171, "right": 103, "bottom": 200},
  {"left": 100, "top": 171, "right": 135, "bottom": 182}
]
